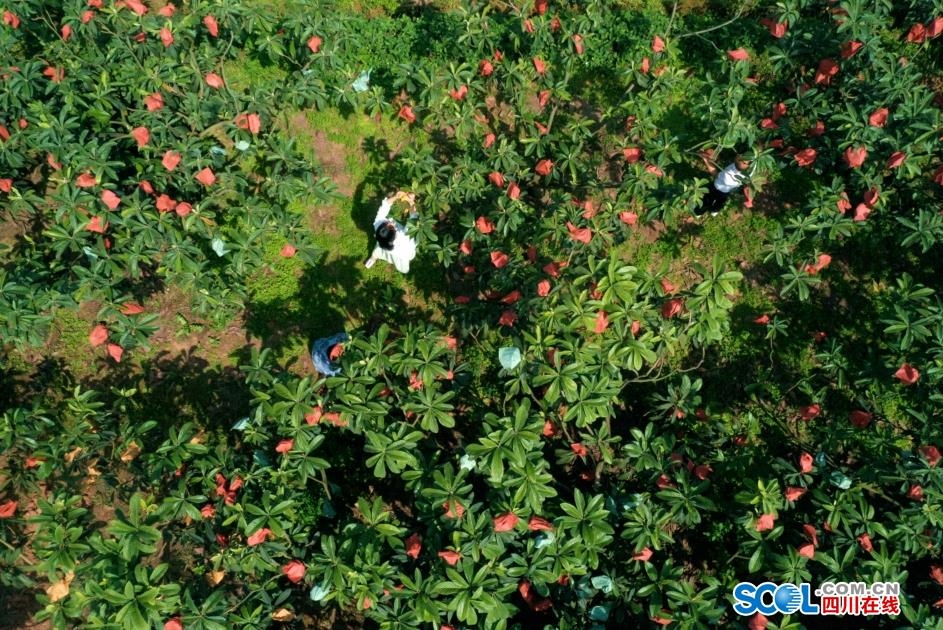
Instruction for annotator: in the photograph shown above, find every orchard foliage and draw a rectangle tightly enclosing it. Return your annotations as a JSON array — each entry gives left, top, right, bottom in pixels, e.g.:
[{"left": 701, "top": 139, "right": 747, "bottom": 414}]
[
  {"left": 0, "top": 0, "right": 333, "bottom": 351},
  {"left": 2, "top": 0, "right": 943, "bottom": 628}
]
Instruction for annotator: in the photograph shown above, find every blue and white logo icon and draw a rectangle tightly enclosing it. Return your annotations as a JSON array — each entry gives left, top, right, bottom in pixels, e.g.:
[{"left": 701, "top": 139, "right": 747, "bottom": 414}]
[{"left": 773, "top": 584, "right": 803, "bottom": 613}]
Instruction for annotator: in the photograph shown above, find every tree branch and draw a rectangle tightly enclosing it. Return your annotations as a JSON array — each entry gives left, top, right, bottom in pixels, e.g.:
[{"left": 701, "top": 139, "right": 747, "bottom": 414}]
[{"left": 676, "top": 7, "right": 746, "bottom": 40}]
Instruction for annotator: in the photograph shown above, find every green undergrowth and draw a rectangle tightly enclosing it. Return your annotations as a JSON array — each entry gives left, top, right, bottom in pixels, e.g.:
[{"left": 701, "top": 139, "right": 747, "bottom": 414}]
[
  {"left": 48, "top": 308, "right": 98, "bottom": 379},
  {"left": 617, "top": 203, "right": 781, "bottom": 409},
  {"left": 333, "top": 0, "right": 401, "bottom": 17},
  {"left": 222, "top": 55, "right": 289, "bottom": 93},
  {"left": 301, "top": 108, "right": 406, "bottom": 181},
  {"left": 620, "top": 204, "right": 773, "bottom": 275},
  {"left": 241, "top": 0, "right": 310, "bottom": 15}
]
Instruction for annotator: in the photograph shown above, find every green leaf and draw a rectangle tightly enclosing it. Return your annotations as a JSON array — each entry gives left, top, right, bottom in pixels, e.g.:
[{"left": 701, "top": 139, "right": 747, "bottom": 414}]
[
  {"left": 748, "top": 546, "right": 763, "bottom": 573},
  {"left": 309, "top": 583, "right": 331, "bottom": 602},
  {"left": 498, "top": 346, "right": 522, "bottom": 370},
  {"left": 590, "top": 575, "right": 613, "bottom": 593},
  {"left": 211, "top": 237, "right": 228, "bottom": 257}
]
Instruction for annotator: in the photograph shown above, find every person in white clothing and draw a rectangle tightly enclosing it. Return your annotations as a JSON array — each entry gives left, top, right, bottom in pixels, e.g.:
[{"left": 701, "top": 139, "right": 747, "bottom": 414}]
[
  {"left": 693, "top": 155, "right": 754, "bottom": 217},
  {"left": 364, "top": 192, "right": 418, "bottom": 273}
]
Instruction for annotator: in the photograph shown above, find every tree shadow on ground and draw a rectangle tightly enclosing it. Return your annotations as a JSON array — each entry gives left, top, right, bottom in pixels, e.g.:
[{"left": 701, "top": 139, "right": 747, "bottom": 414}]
[
  {"left": 356, "top": 138, "right": 453, "bottom": 300},
  {"left": 243, "top": 256, "right": 352, "bottom": 353},
  {"left": 245, "top": 119, "right": 453, "bottom": 363},
  {"left": 79, "top": 345, "right": 255, "bottom": 441},
  {"left": 0, "top": 585, "right": 41, "bottom": 630},
  {"left": 757, "top": 168, "right": 808, "bottom": 218},
  {"left": 690, "top": 228, "right": 911, "bottom": 432},
  {"left": 243, "top": 253, "right": 445, "bottom": 363},
  {"left": 0, "top": 355, "right": 76, "bottom": 411}
]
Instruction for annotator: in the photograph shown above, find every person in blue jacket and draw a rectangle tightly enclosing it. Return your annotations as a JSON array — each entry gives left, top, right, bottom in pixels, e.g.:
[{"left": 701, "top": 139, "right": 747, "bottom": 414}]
[{"left": 311, "top": 332, "right": 348, "bottom": 376}]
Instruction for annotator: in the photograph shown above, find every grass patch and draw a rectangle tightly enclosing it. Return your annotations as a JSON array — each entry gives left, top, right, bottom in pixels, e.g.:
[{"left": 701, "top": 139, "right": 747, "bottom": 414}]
[
  {"left": 249, "top": 0, "right": 460, "bottom": 16},
  {"left": 301, "top": 107, "right": 412, "bottom": 172},
  {"left": 334, "top": 0, "right": 399, "bottom": 16},
  {"left": 240, "top": 0, "right": 312, "bottom": 16},
  {"left": 299, "top": 109, "right": 447, "bottom": 323},
  {"left": 243, "top": 234, "right": 311, "bottom": 366},
  {"left": 694, "top": 209, "right": 774, "bottom": 262},
  {"left": 619, "top": 205, "right": 775, "bottom": 276},
  {"left": 48, "top": 307, "right": 100, "bottom": 379},
  {"left": 614, "top": 202, "right": 778, "bottom": 406},
  {"left": 222, "top": 55, "right": 289, "bottom": 93},
  {"left": 243, "top": 106, "right": 447, "bottom": 363}
]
